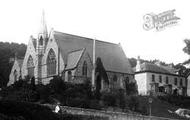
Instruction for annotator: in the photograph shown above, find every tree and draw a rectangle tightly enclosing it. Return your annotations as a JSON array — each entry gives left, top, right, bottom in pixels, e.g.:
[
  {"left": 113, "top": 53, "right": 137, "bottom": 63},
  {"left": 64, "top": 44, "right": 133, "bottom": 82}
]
[
  {"left": 128, "top": 58, "right": 137, "bottom": 68},
  {"left": 117, "top": 89, "right": 126, "bottom": 111},
  {"left": 49, "top": 76, "right": 66, "bottom": 94},
  {"left": 183, "top": 39, "right": 190, "bottom": 55},
  {"left": 127, "top": 96, "right": 139, "bottom": 111},
  {"left": 0, "top": 42, "right": 27, "bottom": 87},
  {"left": 95, "top": 57, "right": 109, "bottom": 99},
  {"left": 174, "top": 63, "right": 187, "bottom": 76},
  {"left": 31, "top": 76, "right": 36, "bottom": 90},
  {"left": 101, "top": 91, "right": 117, "bottom": 107},
  {"left": 125, "top": 80, "right": 138, "bottom": 95}
]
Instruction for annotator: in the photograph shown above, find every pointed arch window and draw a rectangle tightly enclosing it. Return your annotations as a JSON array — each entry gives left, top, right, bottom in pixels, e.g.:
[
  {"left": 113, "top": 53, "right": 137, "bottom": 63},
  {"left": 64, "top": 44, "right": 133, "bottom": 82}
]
[
  {"left": 14, "top": 70, "right": 18, "bottom": 82},
  {"left": 82, "top": 61, "right": 87, "bottom": 76},
  {"left": 180, "top": 79, "right": 183, "bottom": 86},
  {"left": 39, "top": 36, "right": 43, "bottom": 46},
  {"left": 112, "top": 75, "right": 118, "bottom": 89},
  {"left": 68, "top": 71, "right": 72, "bottom": 81},
  {"left": 27, "top": 55, "right": 34, "bottom": 78},
  {"left": 47, "top": 49, "right": 56, "bottom": 76}
]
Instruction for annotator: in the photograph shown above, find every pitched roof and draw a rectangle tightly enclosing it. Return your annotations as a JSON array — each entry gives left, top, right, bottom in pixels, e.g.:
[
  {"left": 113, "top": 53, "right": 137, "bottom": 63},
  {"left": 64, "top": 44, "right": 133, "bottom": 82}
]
[
  {"left": 65, "top": 48, "right": 85, "bottom": 70},
  {"left": 137, "top": 62, "right": 178, "bottom": 75},
  {"left": 54, "top": 31, "right": 133, "bottom": 74}
]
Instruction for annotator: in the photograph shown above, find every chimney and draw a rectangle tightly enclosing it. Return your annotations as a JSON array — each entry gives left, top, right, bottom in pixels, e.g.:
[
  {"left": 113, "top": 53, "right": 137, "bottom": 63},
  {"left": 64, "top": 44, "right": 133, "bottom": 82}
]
[
  {"left": 155, "top": 60, "right": 161, "bottom": 66},
  {"left": 169, "top": 63, "right": 174, "bottom": 68},
  {"left": 136, "top": 56, "right": 141, "bottom": 72}
]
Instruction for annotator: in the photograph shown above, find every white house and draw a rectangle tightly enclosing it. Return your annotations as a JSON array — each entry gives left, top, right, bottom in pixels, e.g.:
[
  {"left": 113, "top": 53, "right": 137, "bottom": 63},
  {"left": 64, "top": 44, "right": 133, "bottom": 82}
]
[{"left": 135, "top": 57, "right": 187, "bottom": 96}]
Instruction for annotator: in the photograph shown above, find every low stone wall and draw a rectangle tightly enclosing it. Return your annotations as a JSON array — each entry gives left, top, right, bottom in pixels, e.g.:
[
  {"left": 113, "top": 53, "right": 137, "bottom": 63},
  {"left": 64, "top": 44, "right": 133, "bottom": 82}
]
[{"left": 46, "top": 104, "right": 179, "bottom": 120}]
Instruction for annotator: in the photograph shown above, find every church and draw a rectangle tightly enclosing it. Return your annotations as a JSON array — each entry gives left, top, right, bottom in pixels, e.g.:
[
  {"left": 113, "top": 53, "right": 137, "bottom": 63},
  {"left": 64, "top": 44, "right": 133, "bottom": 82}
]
[{"left": 8, "top": 12, "right": 134, "bottom": 91}]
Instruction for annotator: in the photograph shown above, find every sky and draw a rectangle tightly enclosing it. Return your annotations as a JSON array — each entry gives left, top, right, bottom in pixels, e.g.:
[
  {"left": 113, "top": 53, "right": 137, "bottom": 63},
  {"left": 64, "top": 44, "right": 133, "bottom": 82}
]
[{"left": 0, "top": 0, "right": 190, "bottom": 64}]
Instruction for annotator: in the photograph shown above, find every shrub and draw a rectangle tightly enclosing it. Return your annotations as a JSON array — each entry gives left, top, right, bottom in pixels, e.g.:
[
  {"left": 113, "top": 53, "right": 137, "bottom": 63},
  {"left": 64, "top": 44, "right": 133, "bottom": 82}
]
[
  {"left": 127, "top": 96, "right": 139, "bottom": 111},
  {"left": 101, "top": 91, "right": 117, "bottom": 107},
  {"left": 66, "top": 97, "right": 90, "bottom": 108},
  {"left": 125, "top": 81, "right": 138, "bottom": 95},
  {"left": 0, "top": 100, "right": 58, "bottom": 120},
  {"left": 89, "top": 100, "right": 102, "bottom": 110},
  {"left": 49, "top": 76, "right": 66, "bottom": 94},
  {"left": 0, "top": 100, "right": 108, "bottom": 120},
  {"left": 140, "top": 105, "right": 148, "bottom": 115}
]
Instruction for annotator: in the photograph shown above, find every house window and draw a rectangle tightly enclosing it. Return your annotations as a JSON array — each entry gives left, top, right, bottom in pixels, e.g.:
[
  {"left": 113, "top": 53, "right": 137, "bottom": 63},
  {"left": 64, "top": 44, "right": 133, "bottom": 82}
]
[
  {"left": 152, "top": 74, "right": 155, "bottom": 82},
  {"left": 82, "top": 61, "right": 87, "bottom": 76},
  {"left": 159, "top": 75, "right": 162, "bottom": 83},
  {"left": 166, "top": 76, "right": 169, "bottom": 84},
  {"left": 27, "top": 55, "right": 34, "bottom": 78},
  {"left": 68, "top": 71, "right": 72, "bottom": 81},
  {"left": 113, "top": 75, "right": 117, "bottom": 82},
  {"left": 125, "top": 77, "right": 129, "bottom": 83},
  {"left": 174, "top": 78, "right": 177, "bottom": 85},
  {"left": 47, "top": 49, "right": 56, "bottom": 76},
  {"left": 180, "top": 79, "right": 183, "bottom": 86}
]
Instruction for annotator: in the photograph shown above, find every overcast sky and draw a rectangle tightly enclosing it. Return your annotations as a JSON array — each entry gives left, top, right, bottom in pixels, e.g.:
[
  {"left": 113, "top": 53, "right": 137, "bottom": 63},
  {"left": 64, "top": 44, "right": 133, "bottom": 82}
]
[{"left": 0, "top": 0, "right": 190, "bottom": 64}]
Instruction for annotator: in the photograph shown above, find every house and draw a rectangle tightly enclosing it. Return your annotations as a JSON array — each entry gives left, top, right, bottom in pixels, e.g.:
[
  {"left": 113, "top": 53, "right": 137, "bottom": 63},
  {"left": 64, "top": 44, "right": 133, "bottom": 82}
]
[{"left": 135, "top": 56, "right": 187, "bottom": 96}]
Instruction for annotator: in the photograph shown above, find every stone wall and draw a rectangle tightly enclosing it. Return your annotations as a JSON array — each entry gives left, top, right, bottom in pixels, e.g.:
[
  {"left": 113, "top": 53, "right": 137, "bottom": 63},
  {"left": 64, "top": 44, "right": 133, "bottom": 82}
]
[
  {"left": 107, "top": 71, "right": 134, "bottom": 90},
  {"left": 72, "top": 50, "right": 93, "bottom": 84},
  {"left": 46, "top": 104, "right": 179, "bottom": 120}
]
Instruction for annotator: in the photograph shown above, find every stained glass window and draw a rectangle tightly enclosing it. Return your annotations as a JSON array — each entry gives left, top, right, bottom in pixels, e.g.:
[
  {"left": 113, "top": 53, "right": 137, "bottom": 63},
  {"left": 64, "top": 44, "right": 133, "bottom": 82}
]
[{"left": 47, "top": 49, "right": 56, "bottom": 76}]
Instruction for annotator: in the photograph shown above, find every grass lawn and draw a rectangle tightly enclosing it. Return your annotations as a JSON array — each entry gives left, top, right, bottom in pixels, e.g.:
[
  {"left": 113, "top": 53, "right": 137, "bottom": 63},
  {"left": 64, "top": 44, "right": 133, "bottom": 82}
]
[{"left": 138, "top": 96, "right": 188, "bottom": 120}]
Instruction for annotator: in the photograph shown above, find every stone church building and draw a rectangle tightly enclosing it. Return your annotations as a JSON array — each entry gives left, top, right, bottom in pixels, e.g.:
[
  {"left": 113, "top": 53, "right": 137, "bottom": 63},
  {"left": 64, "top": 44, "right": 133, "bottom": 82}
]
[{"left": 8, "top": 13, "right": 134, "bottom": 91}]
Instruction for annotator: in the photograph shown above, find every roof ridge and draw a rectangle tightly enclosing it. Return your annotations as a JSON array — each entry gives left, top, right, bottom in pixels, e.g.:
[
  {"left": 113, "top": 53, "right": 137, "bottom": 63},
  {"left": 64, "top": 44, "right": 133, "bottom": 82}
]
[
  {"left": 141, "top": 62, "right": 176, "bottom": 74},
  {"left": 54, "top": 31, "right": 119, "bottom": 46},
  {"left": 68, "top": 48, "right": 85, "bottom": 54}
]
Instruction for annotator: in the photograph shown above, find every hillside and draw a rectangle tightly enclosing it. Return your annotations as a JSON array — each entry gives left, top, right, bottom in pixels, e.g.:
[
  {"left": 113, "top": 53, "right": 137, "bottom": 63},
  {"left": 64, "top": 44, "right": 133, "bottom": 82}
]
[
  {"left": 0, "top": 100, "right": 107, "bottom": 120},
  {"left": 138, "top": 96, "right": 188, "bottom": 120}
]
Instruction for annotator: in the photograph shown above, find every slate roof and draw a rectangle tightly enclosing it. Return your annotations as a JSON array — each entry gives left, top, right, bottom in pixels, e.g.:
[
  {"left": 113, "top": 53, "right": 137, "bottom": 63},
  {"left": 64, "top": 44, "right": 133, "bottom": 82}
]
[
  {"left": 54, "top": 31, "right": 133, "bottom": 74},
  {"left": 65, "top": 48, "right": 85, "bottom": 70},
  {"left": 136, "top": 62, "right": 178, "bottom": 75}
]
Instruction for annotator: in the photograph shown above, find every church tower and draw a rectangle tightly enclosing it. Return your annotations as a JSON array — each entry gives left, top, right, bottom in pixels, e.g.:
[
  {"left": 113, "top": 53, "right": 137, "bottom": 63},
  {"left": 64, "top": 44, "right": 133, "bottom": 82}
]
[
  {"left": 37, "top": 10, "right": 48, "bottom": 53},
  {"left": 36, "top": 11, "right": 48, "bottom": 84}
]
